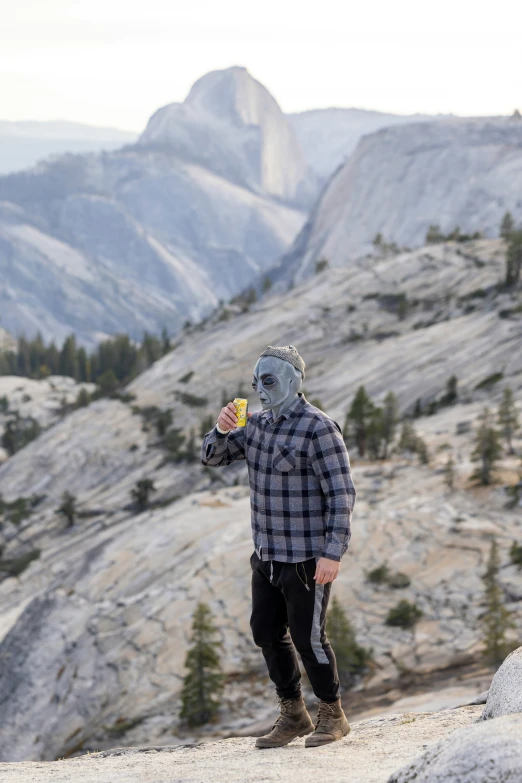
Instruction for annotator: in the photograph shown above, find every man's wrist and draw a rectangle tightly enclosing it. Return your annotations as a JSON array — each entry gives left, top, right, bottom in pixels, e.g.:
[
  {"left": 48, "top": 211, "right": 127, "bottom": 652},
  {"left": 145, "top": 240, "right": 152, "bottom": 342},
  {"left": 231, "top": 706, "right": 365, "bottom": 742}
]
[{"left": 215, "top": 422, "right": 230, "bottom": 436}]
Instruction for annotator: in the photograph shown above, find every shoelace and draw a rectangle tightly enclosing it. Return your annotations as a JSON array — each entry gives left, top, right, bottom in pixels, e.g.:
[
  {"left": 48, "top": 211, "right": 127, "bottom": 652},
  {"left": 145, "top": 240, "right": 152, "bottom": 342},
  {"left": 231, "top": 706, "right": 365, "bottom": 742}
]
[
  {"left": 315, "top": 701, "right": 337, "bottom": 731},
  {"left": 272, "top": 696, "right": 296, "bottom": 728}
]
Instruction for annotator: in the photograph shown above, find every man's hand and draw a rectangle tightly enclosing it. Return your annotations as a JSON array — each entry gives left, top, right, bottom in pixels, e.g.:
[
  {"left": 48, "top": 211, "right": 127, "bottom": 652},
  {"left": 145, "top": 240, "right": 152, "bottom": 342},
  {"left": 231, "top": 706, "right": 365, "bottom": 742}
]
[
  {"left": 217, "top": 402, "right": 252, "bottom": 432},
  {"left": 314, "top": 557, "right": 340, "bottom": 584}
]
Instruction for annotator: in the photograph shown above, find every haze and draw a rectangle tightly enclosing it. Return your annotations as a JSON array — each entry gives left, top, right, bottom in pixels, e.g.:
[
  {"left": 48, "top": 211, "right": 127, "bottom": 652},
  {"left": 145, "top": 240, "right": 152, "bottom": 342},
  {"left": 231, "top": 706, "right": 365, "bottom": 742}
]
[{"left": 1, "top": 0, "right": 521, "bottom": 131}]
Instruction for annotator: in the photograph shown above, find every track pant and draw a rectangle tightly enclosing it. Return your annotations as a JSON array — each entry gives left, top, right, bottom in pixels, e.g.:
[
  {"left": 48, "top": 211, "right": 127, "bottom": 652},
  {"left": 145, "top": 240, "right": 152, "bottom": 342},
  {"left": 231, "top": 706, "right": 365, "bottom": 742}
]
[{"left": 249, "top": 550, "right": 340, "bottom": 703}]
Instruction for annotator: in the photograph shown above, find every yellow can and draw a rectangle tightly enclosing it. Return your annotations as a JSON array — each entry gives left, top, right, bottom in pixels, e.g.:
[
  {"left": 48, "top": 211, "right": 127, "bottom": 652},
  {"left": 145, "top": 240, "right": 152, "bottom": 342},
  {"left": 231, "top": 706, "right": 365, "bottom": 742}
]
[{"left": 233, "top": 398, "right": 248, "bottom": 426}]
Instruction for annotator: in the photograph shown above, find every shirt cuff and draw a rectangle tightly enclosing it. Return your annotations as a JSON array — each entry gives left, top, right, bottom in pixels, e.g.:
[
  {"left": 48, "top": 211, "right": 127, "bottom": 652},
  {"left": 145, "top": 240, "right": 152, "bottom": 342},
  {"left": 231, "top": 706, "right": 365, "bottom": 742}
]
[{"left": 215, "top": 423, "right": 229, "bottom": 437}]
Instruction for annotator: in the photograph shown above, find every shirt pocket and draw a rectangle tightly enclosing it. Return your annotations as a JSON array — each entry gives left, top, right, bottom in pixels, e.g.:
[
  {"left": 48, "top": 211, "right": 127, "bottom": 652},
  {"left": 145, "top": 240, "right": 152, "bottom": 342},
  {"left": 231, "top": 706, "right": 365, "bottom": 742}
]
[{"left": 272, "top": 444, "right": 297, "bottom": 472}]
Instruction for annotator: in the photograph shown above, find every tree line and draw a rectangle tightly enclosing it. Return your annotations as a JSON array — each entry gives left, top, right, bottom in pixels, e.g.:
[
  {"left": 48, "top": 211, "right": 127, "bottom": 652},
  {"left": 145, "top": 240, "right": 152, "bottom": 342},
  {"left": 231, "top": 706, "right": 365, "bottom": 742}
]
[{"left": 0, "top": 329, "right": 172, "bottom": 387}]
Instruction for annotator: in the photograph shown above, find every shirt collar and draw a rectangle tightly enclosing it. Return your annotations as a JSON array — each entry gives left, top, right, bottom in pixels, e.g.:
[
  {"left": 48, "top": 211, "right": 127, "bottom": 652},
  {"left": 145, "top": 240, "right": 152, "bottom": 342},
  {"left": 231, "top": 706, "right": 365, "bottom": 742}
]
[{"left": 263, "top": 392, "right": 307, "bottom": 424}]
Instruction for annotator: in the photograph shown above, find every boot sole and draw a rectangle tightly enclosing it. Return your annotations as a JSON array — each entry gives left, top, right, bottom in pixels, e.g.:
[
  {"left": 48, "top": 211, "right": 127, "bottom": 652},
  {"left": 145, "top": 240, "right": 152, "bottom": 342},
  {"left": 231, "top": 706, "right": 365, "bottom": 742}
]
[
  {"left": 304, "top": 723, "right": 351, "bottom": 748},
  {"left": 255, "top": 725, "right": 314, "bottom": 749}
]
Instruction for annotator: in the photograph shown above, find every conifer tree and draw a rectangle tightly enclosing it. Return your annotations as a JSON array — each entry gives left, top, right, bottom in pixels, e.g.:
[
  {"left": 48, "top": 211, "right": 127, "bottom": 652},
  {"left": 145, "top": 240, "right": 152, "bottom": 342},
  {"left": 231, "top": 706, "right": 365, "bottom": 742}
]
[
  {"left": 326, "top": 596, "right": 372, "bottom": 688},
  {"left": 500, "top": 211, "right": 514, "bottom": 241},
  {"left": 497, "top": 387, "right": 519, "bottom": 454},
  {"left": 471, "top": 408, "right": 502, "bottom": 485},
  {"left": 505, "top": 229, "right": 522, "bottom": 287},
  {"left": 131, "top": 478, "right": 155, "bottom": 511},
  {"left": 57, "top": 491, "right": 77, "bottom": 527},
  {"left": 345, "top": 386, "right": 375, "bottom": 457},
  {"left": 382, "top": 392, "right": 399, "bottom": 458},
  {"left": 481, "top": 538, "right": 515, "bottom": 665},
  {"left": 366, "top": 407, "right": 384, "bottom": 460},
  {"left": 444, "top": 455, "right": 455, "bottom": 491},
  {"left": 180, "top": 602, "right": 225, "bottom": 727}
]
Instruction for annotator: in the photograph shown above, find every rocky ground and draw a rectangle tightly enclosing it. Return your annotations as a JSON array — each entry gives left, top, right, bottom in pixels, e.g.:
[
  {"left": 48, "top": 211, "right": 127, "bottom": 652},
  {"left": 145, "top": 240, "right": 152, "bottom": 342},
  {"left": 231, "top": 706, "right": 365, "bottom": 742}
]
[
  {"left": 0, "top": 707, "right": 484, "bottom": 783},
  {"left": 0, "top": 239, "right": 521, "bottom": 762}
]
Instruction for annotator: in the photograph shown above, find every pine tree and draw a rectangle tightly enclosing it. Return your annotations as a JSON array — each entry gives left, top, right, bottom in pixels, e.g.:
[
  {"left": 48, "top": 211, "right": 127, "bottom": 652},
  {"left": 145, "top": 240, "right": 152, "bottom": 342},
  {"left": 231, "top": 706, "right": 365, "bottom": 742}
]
[
  {"left": 481, "top": 538, "right": 515, "bottom": 665},
  {"left": 505, "top": 229, "right": 522, "bottom": 287},
  {"left": 131, "top": 478, "right": 155, "bottom": 511},
  {"left": 326, "top": 595, "right": 372, "bottom": 688},
  {"left": 345, "top": 386, "right": 375, "bottom": 457},
  {"left": 444, "top": 455, "right": 455, "bottom": 491},
  {"left": 498, "top": 387, "right": 519, "bottom": 454},
  {"left": 57, "top": 491, "right": 77, "bottom": 527},
  {"left": 500, "top": 211, "right": 514, "bottom": 241},
  {"left": 471, "top": 407, "right": 503, "bottom": 485},
  {"left": 381, "top": 392, "right": 399, "bottom": 458},
  {"left": 366, "top": 407, "right": 384, "bottom": 460},
  {"left": 180, "top": 602, "right": 225, "bottom": 727}
]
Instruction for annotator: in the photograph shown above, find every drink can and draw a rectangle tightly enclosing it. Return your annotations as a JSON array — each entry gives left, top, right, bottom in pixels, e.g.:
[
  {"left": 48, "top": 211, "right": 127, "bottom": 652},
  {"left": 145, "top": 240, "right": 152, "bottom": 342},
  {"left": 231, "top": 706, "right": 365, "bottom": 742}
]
[{"left": 233, "top": 398, "right": 248, "bottom": 427}]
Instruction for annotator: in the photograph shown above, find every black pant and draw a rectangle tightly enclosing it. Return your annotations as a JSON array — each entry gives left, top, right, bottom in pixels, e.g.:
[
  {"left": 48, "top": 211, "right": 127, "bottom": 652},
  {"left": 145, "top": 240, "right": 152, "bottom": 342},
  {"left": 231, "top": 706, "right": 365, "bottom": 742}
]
[{"left": 249, "top": 551, "right": 340, "bottom": 703}]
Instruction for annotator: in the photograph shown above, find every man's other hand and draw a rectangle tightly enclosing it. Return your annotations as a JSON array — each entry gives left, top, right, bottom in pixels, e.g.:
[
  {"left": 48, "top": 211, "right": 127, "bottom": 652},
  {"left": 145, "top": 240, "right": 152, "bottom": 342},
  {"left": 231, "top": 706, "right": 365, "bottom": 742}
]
[
  {"left": 217, "top": 402, "right": 253, "bottom": 432},
  {"left": 314, "top": 557, "right": 340, "bottom": 584}
]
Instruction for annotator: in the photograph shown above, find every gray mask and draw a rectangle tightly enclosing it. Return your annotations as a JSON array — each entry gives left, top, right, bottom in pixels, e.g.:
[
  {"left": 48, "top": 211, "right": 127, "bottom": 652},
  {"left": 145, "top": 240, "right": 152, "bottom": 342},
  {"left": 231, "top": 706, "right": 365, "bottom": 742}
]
[{"left": 252, "top": 356, "right": 303, "bottom": 420}]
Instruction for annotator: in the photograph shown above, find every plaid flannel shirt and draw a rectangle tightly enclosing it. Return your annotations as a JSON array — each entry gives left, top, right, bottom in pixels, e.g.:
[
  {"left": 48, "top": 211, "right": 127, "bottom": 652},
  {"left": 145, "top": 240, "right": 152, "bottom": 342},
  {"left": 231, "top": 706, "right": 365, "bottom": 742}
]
[{"left": 200, "top": 392, "right": 356, "bottom": 562}]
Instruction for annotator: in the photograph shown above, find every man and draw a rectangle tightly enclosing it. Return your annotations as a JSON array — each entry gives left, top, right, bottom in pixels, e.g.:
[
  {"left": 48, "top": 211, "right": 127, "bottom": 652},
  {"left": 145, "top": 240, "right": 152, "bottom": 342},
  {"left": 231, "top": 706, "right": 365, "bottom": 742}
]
[{"left": 201, "top": 345, "right": 356, "bottom": 749}]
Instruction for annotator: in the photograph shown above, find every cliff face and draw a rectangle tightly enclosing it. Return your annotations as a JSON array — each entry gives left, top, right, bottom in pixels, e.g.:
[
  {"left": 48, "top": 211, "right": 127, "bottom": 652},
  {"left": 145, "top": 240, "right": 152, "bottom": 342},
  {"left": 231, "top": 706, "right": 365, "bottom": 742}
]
[
  {"left": 140, "top": 67, "right": 318, "bottom": 205},
  {"left": 271, "top": 117, "right": 522, "bottom": 288},
  {"left": 288, "top": 107, "right": 441, "bottom": 179}
]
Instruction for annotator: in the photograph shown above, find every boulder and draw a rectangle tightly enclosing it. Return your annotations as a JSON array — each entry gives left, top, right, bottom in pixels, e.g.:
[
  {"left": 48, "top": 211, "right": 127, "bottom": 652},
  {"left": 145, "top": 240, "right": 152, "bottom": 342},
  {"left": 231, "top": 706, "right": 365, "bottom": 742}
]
[
  {"left": 480, "top": 646, "right": 522, "bottom": 720},
  {"left": 388, "top": 713, "right": 522, "bottom": 782}
]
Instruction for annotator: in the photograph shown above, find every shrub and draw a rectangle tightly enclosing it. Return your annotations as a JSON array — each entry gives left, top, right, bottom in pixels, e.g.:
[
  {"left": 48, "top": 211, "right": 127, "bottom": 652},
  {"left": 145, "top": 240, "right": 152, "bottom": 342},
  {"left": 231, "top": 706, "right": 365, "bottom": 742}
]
[
  {"left": 315, "top": 258, "right": 329, "bottom": 273},
  {"left": 1, "top": 413, "right": 41, "bottom": 455},
  {"left": 385, "top": 600, "right": 423, "bottom": 629},
  {"left": 475, "top": 372, "right": 503, "bottom": 391},
  {"left": 175, "top": 391, "right": 209, "bottom": 407},
  {"left": 366, "top": 563, "right": 390, "bottom": 584},
  {"left": 57, "top": 491, "right": 77, "bottom": 527},
  {"left": 509, "top": 541, "right": 522, "bottom": 570},
  {"left": 131, "top": 479, "right": 155, "bottom": 511},
  {"left": 0, "top": 548, "right": 41, "bottom": 578},
  {"left": 387, "top": 572, "right": 411, "bottom": 589},
  {"left": 326, "top": 596, "right": 373, "bottom": 688}
]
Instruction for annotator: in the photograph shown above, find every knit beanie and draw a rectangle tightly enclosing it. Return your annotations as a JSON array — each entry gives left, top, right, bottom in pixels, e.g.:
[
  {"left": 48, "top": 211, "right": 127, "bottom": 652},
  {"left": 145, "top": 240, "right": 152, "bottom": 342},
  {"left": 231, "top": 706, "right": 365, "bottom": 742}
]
[{"left": 258, "top": 345, "right": 306, "bottom": 378}]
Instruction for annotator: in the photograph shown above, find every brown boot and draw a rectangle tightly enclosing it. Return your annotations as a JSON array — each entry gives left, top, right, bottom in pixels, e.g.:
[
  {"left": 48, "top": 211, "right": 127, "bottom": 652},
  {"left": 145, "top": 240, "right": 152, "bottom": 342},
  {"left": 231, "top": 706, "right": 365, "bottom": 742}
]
[
  {"left": 255, "top": 695, "right": 314, "bottom": 749},
  {"left": 304, "top": 699, "right": 351, "bottom": 748}
]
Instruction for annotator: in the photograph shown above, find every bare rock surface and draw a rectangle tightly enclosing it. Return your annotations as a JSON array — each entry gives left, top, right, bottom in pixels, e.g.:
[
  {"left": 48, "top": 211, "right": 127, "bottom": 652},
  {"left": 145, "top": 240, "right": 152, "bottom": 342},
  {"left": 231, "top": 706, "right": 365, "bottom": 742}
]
[
  {"left": 272, "top": 117, "right": 522, "bottom": 287},
  {"left": 480, "top": 647, "right": 522, "bottom": 720},
  {"left": 389, "top": 713, "right": 522, "bottom": 783},
  {"left": 0, "top": 707, "right": 481, "bottom": 783}
]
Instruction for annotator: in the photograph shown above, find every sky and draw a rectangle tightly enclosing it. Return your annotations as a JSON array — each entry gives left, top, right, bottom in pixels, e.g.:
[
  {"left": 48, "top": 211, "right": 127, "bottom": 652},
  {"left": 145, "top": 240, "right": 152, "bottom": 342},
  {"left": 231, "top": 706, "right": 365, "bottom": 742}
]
[{"left": 1, "top": 0, "right": 521, "bottom": 132}]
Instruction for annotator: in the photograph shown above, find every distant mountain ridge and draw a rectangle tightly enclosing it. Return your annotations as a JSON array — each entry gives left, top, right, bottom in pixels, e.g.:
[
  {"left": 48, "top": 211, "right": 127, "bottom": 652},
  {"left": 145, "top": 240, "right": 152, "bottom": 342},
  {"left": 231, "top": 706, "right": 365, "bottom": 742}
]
[
  {"left": 0, "top": 68, "right": 309, "bottom": 347},
  {"left": 269, "top": 116, "right": 522, "bottom": 288},
  {"left": 0, "top": 120, "right": 138, "bottom": 176},
  {"left": 288, "top": 107, "right": 446, "bottom": 179}
]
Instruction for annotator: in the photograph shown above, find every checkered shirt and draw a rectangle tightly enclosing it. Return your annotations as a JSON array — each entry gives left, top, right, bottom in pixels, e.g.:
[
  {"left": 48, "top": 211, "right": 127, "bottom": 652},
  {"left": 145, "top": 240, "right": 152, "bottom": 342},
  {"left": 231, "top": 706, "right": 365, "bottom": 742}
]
[{"left": 200, "top": 392, "right": 356, "bottom": 562}]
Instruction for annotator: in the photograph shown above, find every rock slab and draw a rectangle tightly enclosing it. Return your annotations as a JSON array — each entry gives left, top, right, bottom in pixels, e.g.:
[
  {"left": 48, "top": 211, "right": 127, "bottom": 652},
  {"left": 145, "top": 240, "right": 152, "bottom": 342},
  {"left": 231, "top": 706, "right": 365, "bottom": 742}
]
[
  {"left": 388, "top": 713, "right": 522, "bottom": 783},
  {"left": 480, "top": 646, "right": 522, "bottom": 721}
]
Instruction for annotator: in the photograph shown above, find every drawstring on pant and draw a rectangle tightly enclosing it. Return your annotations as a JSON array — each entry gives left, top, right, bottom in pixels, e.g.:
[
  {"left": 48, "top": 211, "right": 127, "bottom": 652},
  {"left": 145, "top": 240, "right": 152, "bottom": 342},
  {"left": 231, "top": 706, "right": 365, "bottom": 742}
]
[
  {"left": 270, "top": 560, "right": 274, "bottom": 583},
  {"left": 296, "top": 562, "right": 310, "bottom": 591}
]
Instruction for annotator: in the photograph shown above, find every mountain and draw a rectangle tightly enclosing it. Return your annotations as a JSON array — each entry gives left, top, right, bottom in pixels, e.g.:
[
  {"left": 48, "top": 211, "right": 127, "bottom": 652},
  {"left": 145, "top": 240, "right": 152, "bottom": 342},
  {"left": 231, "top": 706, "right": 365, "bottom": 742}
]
[
  {"left": 0, "top": 120, "right": 138, "bottom": 176},
  {"left": 270, "top": 116, "right": 522, "bottom": 288},
  {"left": 0, "top": 238, "right": 520, "bottom": 760},
  {"left": 140, "top": 67, "right": 319, "bottom": 205},
  {"left": 288, "top": 107, "right": 442, "bottom": 179},
  {"left": 0, "top": 68, "right": 310, "bottom": 347}
]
